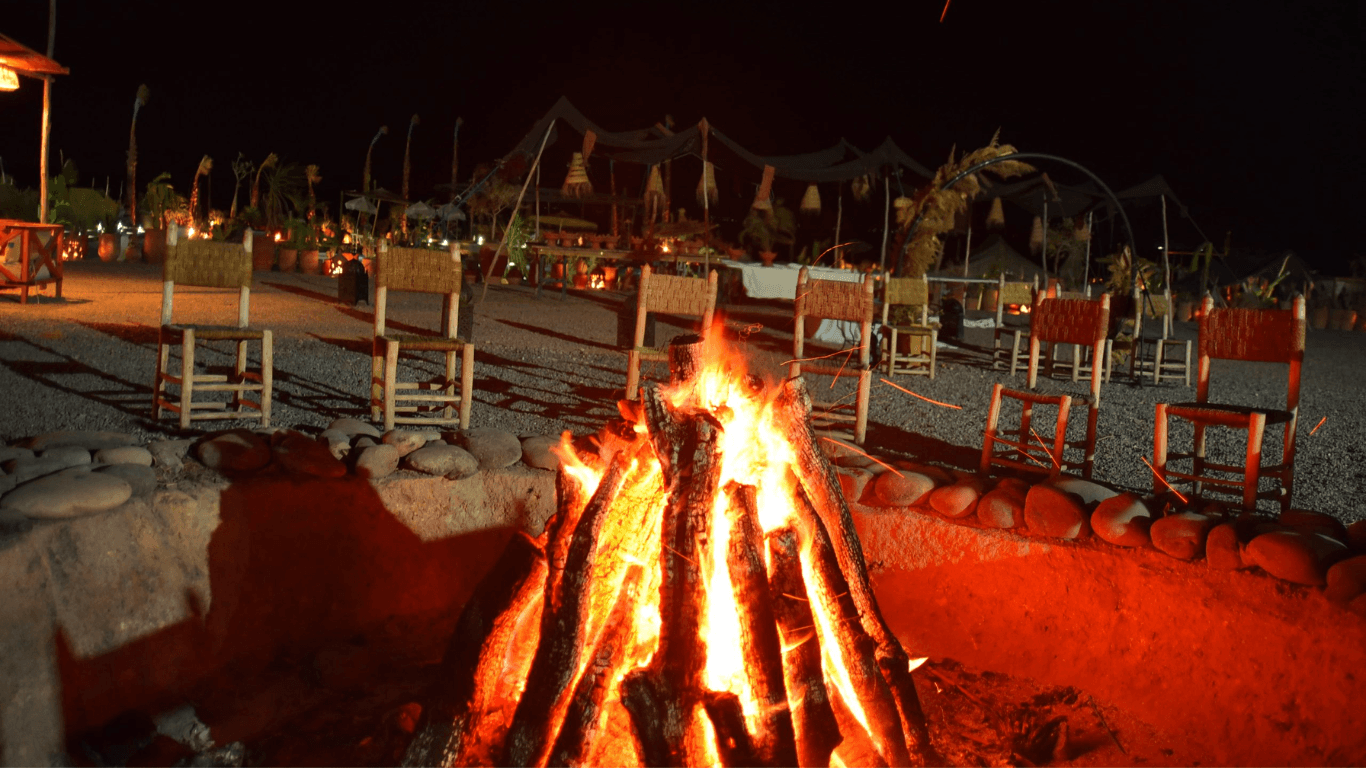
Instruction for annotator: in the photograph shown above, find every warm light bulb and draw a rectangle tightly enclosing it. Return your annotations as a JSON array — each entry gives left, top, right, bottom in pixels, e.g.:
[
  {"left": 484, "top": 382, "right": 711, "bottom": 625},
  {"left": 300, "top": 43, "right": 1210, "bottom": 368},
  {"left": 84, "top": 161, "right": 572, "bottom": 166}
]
[{"left": 0, "top": 66, "right": 19, "bottom": 92}]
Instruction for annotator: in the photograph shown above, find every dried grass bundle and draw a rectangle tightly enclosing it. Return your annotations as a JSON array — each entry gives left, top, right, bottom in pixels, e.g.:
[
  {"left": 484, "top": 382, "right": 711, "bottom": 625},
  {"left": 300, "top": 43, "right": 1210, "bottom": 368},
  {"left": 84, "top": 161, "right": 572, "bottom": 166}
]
[
  {"left": 986, "top": 196, "right": 1005, "bottom": 229},
  {"left": 696, "top": 161, "right": 717, "bottom": 206},
  {"left": 562, "top": 152, "right": 592, "bottom": 197},
  {"left": 800, "top": 183, "right": 821, "bottom": 216},
  {"left": 645, "top": 165, "right": 665, "bottom": 221}
]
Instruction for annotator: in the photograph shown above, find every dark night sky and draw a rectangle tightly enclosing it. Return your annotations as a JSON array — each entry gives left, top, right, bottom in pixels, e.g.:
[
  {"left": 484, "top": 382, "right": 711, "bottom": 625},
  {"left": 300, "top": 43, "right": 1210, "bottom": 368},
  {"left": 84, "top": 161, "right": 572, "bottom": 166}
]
[{"left": 5, "top": 0, "right": 1363, "bottom": 270}]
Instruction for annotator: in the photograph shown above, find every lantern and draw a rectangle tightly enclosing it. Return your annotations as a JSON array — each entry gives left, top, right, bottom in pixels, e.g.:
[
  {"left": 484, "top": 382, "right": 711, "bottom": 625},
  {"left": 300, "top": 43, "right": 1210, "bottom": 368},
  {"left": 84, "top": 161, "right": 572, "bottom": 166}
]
[
  {"left": 0, "top": 65, "right": 19, "bottom": 91},
  {"left": 562, "top": 152, "right": 592, "bottom": 197},
  {"left": 799, "top": 184, "right": 821, "bottom": 216}
]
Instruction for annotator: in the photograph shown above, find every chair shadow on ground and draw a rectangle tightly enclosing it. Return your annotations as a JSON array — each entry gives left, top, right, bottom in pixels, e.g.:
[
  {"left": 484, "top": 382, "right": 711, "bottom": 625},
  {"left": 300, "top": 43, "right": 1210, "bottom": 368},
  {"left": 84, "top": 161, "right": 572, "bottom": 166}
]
[
  {"left": 259, "top": 280, "right": 347, "bottom": 306},
  {"left": 864, "top": 420, "right": 983, "bottom": 472},
  {"left": 54, "top": 472, "right": 525, "bottom": 767},
  {"left": 0, "top": 327, "right": 161, "bottom": 432}
]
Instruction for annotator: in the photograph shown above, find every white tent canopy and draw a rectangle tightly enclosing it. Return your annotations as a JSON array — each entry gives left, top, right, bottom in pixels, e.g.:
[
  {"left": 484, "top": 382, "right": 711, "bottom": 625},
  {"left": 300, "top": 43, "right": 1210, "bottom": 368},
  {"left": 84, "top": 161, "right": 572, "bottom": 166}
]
[
  {"left": 405, "top": 201, "right": 436, "bottom": 219},
  {"left": 344, "top": 196, "right": 377, "bottom": 214}
]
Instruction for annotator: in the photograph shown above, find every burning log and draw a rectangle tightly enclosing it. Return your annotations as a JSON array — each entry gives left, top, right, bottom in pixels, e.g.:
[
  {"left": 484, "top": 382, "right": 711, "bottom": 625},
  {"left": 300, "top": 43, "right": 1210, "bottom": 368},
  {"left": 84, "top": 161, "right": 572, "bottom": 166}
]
[
  {"left": 701, "top": 691, "right": 756, "bottom": 767},
  {"left": 502, "top": 456, "right": 633, "bottom": 768},
  {"left": 402, "top": 532, "right": 547, "bottom": 767},
  {"left": 547, "top": 564, "right": 645, "bottom": 767},
  {"left": 767, "top": 527, "right": 841, "bottom": 768}
]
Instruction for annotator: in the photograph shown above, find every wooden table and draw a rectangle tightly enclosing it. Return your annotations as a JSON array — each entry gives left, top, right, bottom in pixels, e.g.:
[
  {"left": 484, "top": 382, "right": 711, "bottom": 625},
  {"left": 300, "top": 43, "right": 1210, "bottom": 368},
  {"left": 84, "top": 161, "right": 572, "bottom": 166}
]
[
  {"left": 0, "top": 221, "right": 64, "bottom": 304},
  {"left": 529, "top": 245, "right": 719, "bottom": 298}
]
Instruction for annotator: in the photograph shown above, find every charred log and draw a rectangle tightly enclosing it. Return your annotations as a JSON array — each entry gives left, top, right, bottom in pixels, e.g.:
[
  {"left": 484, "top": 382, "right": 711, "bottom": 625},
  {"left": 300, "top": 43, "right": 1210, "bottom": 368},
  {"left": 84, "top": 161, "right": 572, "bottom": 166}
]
[
  {"left": 546, "top": 565, "right": 645, "bottom": 768},
  {"left": 702, "top": 691, "right": 757, "bottom": 768},
  {"left": 502, "top": 455, "right": 632, "bottom": 768},
  {"left": 766, "top": 527, "right": 841, "bottom": 768},
  {"left": 402, "top": 531, "right": 547, "bottom": 767}
]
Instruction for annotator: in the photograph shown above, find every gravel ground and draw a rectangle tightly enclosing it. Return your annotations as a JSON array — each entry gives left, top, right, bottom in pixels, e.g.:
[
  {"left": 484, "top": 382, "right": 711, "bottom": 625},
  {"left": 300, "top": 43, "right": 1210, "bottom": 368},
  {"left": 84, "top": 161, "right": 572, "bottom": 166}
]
[{"left": 2, "top": 260, "right": 1362, "bottom": 522}]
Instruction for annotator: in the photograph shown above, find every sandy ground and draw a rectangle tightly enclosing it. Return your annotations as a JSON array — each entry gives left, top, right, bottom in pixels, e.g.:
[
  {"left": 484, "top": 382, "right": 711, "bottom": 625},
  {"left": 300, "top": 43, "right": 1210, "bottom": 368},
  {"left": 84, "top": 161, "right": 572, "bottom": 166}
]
[{"left": 2, "top": 259, "right": 1363, "bottom": 522}]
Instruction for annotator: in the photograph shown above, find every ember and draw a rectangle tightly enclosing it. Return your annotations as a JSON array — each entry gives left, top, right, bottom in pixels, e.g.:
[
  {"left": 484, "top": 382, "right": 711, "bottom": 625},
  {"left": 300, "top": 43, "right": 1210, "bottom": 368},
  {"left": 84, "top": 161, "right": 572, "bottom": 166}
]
[{"left": 405, "top": 332, "right": 936, "bottom": 767}]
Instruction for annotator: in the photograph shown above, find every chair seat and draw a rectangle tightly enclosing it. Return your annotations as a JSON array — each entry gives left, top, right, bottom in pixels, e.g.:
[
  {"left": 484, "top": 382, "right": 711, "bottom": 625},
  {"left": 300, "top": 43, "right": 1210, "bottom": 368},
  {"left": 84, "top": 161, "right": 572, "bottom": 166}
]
[
  {"left": 163, "top": 324, "right": 267, "bottom": 341},
  {"left": 381, "top": 333, "right": 467, "bottom": 352},
  {"left": 801, "top": 360, "right": 871, "bottom": 377},
  {"left": 1164, "top": 402, "right": 1294, "bottom": 426},
  {"left": 887, "top": 323, "right": 938, "bottom": 334}
]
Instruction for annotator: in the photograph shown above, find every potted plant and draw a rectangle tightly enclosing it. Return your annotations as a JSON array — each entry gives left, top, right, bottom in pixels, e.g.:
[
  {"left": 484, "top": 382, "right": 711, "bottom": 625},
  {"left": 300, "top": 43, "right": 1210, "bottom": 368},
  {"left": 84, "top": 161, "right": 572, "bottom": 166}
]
[
  {"left": 740, "top": 202, "right": 795, "bottom": 266},
  {"left": 140, "top": 172, "right": 182, "bottom": 264},
  {"left": 292, "top": 219, "right": 323, "bottom": 275},
  {"left": 277, "top": 217, "right": 305, "bottom": 273}
]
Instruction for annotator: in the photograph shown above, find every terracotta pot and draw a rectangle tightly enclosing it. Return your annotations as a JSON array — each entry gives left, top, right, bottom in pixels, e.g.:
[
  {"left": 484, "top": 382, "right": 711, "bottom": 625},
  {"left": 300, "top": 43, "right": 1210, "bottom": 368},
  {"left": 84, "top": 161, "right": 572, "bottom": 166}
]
[
  {"left": 760, "top": 250, "right": 777, "bottom": 267},
  {"left": 142, "top": 229, "right": 167, "bottom": 264},
  {"left": 278, "top": 247, "right": 298, "bottom": 273},
  {"left": 552, "top": 263, "right": 566, "bottom": 279},
  {"left": 507, "top": 266, "right": 524, "bottom": 285},
  {"left": 122, "top": 235, "right": 141, "bottom": 263},
  {"left": 252, "top": 235, "right": 275, "bottom": 271},
  {"left": 97, "top": 234, "right": 117, "bottom": 262},
  {"left": 572, "top": 274, "right": 590, "bottom": 290},
  {"left": 601, "top": 265, "right": 618, "bottom": 289},
  {"left": 300, "top": 249, "right": 321, "bottom": 275},
  {"left": 1330, "top": 309, "right": 1357, "bottom": 331},
  {"left": 575, "top": 259, "right": 589, "bottom": 275}
]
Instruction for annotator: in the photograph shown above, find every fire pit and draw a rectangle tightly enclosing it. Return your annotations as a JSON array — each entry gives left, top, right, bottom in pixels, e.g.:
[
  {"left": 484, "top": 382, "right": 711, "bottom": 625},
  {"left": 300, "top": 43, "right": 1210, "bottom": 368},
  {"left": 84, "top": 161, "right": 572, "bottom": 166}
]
[{"left": 405, "top": 332, "right": 935, "bottom": 766}]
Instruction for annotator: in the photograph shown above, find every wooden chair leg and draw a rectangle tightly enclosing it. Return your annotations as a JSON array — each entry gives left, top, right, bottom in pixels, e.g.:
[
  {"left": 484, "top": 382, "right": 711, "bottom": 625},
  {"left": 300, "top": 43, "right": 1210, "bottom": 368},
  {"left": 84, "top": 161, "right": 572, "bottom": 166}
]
[
  {"left": 928, "top": 331, "right": 937, "bottom": 380},
  {"left": 443, "top": 348, "right": 457, "bottom": 422},
  {"left": 460, "top": 342, "right": 474, "bottom": 430},
  {"left": 371, "top": 352, "right": 383, "bottom": 422},
  {"left": 234, "top": 340, "right": 249, "bottom": 413},
  {"left": 1245, "top": 412, "right": 1266, "bottom": 511},
  {"left": 1082, "top": 404, "right": 1098, "bottom": 480},
  {"left": 981, "top": 383, "right": 1004, "bottom": 474},
  {"left": 384, "top": 342, "right": 400, "bottom": 433},
  {"left": 152, "top": 338, "right": 169, "bottom": 419},
  {"left": 1182, "top": 341, "right": 1192, "bottom": 387},
  {"left": 854, "top": 368, "right": 870, "bottom": 446},
  {"left": 885, "top": 329, "right": 897, "bottom": 376},
  {"left": 1071, "top": 345, "right": 1081, "bottom": 382},
  {"left": 1153, "top": 340, "right": 1165, "bottom": 384},
  {"left": 1010, "top": 332, "right": 1024, "bottom": 377},
  {"left": 1154, "top": 403, "right": 1169, "bottom": 497},
  {"left": 626, "top": 350, "right": 642, "bottom": 401},
  {"left": 180, "top": 329, "right": 195, "bottom": 431},
  {"left": 1192, "top": 422, "right": 1208, "bottom": 498},
  {"left": 260, "top": 331, "right": 273, "bottom": 427}
]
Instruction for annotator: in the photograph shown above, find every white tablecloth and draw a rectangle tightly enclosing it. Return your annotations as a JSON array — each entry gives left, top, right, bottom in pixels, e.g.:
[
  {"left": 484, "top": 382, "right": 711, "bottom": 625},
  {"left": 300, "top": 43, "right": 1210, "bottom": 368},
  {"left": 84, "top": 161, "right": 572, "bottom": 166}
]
[{"left": 720, "top": 260, "right": 864, "bottom": 300}]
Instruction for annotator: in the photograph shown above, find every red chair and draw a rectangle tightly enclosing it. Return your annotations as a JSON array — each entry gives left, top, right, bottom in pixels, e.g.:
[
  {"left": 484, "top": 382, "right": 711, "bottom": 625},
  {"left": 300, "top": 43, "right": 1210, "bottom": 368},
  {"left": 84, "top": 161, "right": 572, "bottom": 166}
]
[{"left": 1153, "top": 294, "right": 1305, "bottom": 511}]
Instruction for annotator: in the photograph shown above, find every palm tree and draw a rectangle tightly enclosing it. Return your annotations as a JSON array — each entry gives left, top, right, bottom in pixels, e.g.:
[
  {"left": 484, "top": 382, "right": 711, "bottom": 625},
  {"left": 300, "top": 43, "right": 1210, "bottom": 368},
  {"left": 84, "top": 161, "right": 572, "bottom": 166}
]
[
  {"left": 188, "top": 155, "right": 212, "bottom": 228},
  {"left": 125, "top": 84, "right": 149, "bottom": 224},
  {"left": 402, "top": 114, "right": 419, "bottom": 201},
  {"left": 229, "top": 152, "right": 253, "bottom": 220},
  {"left": 362, "top": 125, "right": 387, "bottom": 193},
  {"left": 305, "top": 164, "right": 322, "bottom": 220},
  {"left": 251, "top": 153, "right": 278, "bottom": 211}
]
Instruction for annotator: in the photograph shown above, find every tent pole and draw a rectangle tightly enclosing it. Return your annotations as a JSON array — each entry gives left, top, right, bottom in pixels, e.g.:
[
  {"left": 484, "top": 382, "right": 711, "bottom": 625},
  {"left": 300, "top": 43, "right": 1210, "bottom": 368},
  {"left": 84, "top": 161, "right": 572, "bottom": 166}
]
[
  {"left": 39, "top": 0, "right": 55, "bottom": 224},
  {"left": 834, "top": 185, "right": 843, "bottom": 266},
  {"left": 535, "top": 164, "right": 541, "bottom": 239},
  {"left": 879, "top": 173, "right": 890, "bottom": 272},
  {"left": 610, "top": 159, "right": 618, "bottom": 238},
  {"left": 481, "top": 119, "right": 555, "bottom": 302},
  {"left": 1041, "top": 199, "right": 1049, "bottom": 282},
  {"left": 963, "top": 221, "right": 972, "bottom": 278},
  {"left": 1083, "top": 211, "right": 1093, "bottom": 296},
  {"left": 1160, "top": 194, "right": 1171, "bottom": 291}
]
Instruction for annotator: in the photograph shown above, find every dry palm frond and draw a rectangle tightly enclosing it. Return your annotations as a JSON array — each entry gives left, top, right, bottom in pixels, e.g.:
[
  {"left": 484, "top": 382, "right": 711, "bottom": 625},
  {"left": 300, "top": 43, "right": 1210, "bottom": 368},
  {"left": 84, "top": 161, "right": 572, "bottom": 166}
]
[
  {"left": 896, "top": 131, "right": 1034, "bottom": 276},
  {"left": 306, "top": 164, "right": 322, "bottom": 186},
  {"left": 196, "top": 155, "right": 213, "bottom": 178},
  {"left": 251, "top": 153, "right": 278, "bottom": 210}
]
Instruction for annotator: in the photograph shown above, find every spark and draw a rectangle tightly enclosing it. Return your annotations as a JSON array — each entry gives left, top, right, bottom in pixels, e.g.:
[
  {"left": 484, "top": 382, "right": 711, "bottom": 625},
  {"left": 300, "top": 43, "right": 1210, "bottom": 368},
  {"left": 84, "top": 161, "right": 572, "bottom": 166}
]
[
  {"left": 940, "top": 0, "right": 952, "bottom": 22},
  {"left": 1140, "top": 455, "right": 1188, "bottom": 504},
  {"left": 819, "top": 437, "right": 904, "bottom": 477},
  {"left": 879, "top": 378, "right": 963, "bottom": 409},
  {"left": 1310, "top": 416, "right": 1326, "bottom": 436},
  {"left": 820, "top": 388, "right": 859, "bottom": 418},
  {"left": 831, "top": 346, "right": 855, "bottom": 388},
  {"left": 784, "top": 344, "right": 867, "bottom": 366},
  {"left": 1030, "top": 427, "right": 1061, "bottom": 468},
  {"left": 813, "top": 241, "right": 858, "bottom": 266}
]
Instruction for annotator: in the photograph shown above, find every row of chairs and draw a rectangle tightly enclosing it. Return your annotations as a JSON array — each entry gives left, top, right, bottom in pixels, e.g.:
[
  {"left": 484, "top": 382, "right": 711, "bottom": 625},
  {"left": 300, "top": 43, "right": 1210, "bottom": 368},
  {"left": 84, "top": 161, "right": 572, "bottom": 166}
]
[{"left": 152, "top": 239, "right": 473, "bottom": 433}]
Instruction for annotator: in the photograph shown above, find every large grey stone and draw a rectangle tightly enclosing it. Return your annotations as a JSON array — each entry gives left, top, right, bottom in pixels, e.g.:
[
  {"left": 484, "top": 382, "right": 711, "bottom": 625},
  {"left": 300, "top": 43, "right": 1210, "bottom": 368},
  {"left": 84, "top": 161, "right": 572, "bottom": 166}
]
[
  {"left": 976, "top": 483, "right": 1027, "bottom": 529},
  {"left": 326, "top": 418, "right": 382, "bottom": 439},
  {"left": 873, "top": 468, "right": 939, "bottom": 507},
  {"left": 196, "top": 432, "right": 271, "bottom": 473},
  {"left": 96, "top": 464, "right": 158, "bottom": 497},
  {"left": 928, "top": 478, "right": 986, "bottom": 519},
  {"left": 521, "top": 435, "right": 561, "bottom": 471},
  {"left": 0, "top": 508, "right": 33, "bottom": 542},
  {"left": 4, "top": 456, "right": 84, "bottom": 485},
  {"left": 1150, "top": 512, "right": 1215, "bottom": 560},
  {"left": 1, "top": 468, "right": 132, "bottom": 519},
  {"left": 1090, "top": 492, "right": 1152, "bottom": 548},
  {"left": 39, "top": 445, "right": 92, "bottom": 468},
  {"left": 24, "top": 430, "right": 137, "bottom": 452},
  {"left": 1245, "top": 530, "right": 1349, "bottom": 586},
  {"left": 403, "top": 444, "right": 477, "bottom": 477},
  {"left": 354, "top": 444, "right": 400, "bottom": 479},
  {"left": 1045, "top": 475, "right": 1120, "bottom": 506},
  {"left": 147, "top": 439, "right": 195, "bottom": 470},
  {"left": 382, "top": 429, "right": 427, "bottom": 458},
  {"left": 94, "top": 446, "right": 155, "bottom": 467},
  {"left": 459, "top": 428, "right": 523, "bottom": 470},
  {"left": 0, "top": 446, "right": 34, "bottom": 464},
  {"left": 1325, "top": 556, "right": 1366, "bottom": 606},
  {"left": 318, "top": 430, "right": 353, "bottom": 461},
  {"left": 837, "top": 466, "right": 875, "bottom": 504}
]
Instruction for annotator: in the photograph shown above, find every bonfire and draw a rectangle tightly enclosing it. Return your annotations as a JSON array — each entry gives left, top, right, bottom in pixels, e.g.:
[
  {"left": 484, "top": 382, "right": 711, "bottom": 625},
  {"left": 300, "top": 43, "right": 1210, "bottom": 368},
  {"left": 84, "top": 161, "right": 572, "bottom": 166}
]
[{"left": 404, "top": 331, "right": 937, "bottom": 767}]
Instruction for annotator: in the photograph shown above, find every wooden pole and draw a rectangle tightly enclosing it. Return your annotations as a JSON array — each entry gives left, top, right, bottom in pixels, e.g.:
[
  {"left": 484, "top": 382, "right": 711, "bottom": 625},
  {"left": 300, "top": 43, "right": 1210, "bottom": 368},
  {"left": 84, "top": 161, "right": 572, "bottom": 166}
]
[
  {"left": 1083, "top": 211, "right": 1093, "bottom": 295},
  {"left": 450, "top": 117, "right": 462, "bottom": 204},
  {"left": 879, "top": 174, "right": 890, "bottom": 272},
  {"left": 963, "top": 221, "right": 972, "bottom": 278},
  {"left": 39, "top": 0, "right": 56, "bottom": 224},
  {"left": 1041, "top": 199, "right": 1049, "bottom": 280},
  {"left": 1161, "top": 194, "right": 1171, "bottom": 291},
  {"left": 481, "top": 120, "right": 555, "bottom": 302}
]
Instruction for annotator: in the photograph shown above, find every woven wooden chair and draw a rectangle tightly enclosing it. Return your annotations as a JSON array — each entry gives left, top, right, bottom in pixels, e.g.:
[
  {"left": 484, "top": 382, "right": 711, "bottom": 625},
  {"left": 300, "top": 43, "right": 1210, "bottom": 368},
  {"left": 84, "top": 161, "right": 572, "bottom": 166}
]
[
  {"left": 371, "top": 245, "right": 474, "bottom": 431},
  {"left": 992, "top": 275, "right": 1039, "bottom": 375},
  {"left": 982, "top": 293, "right": 1110, "bottom": 479},
  {"left": 1132, "top": 287, "right": 1192, "bottom": 386},
  {"left": 1154, "top": 294, "right": 1305, "bottom": 512},
  {"left": 624, "top": 264, "right": 718, "bottom": 400},
  {"left": 153, "top": 239, "right": 273, "bottom": 429},
  {"left": 1048, "top": 292, "right": 1115, "bottom": 383},
  {"left": 880, "top": 275, "right": 938, "bottom": 379},
  {"left": 791, "top": 268, "right": 875, "bottom": 445}
]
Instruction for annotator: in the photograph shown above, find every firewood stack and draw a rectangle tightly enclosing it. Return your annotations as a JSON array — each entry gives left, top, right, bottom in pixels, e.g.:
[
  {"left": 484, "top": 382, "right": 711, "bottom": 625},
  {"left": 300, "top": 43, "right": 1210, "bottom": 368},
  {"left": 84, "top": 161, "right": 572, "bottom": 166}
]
[{"left": 404, "top": 334, "right": 939, "bottom": 767}]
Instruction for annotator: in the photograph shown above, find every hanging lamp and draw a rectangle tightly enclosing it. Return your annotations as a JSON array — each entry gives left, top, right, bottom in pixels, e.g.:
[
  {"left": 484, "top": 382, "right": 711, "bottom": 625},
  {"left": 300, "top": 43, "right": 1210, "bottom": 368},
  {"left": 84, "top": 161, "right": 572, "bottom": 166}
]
[
  {"left": 799, "top": 183, "right": 821, "bottom": 216},
  {"left": 0, "top": 65, "right": 19, "bottom": 91},
  {"left": 645, "top": 165, "right": 665, "bottom": 221},
  {"left": 986, "top": 197, "right": 1005, "bottom": 230},
  {"left": 562, "top": 152, "right": 592, "bottom": 197}
]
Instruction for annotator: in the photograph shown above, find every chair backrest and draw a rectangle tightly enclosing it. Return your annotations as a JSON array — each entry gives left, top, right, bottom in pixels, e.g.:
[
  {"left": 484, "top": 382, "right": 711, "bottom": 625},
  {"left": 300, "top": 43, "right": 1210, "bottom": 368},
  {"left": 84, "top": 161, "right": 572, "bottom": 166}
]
[
  {"left": 375, "top": 244, "right": 464, "bottom": 339},
  {"left": 1196, "top": 293, "right": 1305, "bottom": 408},
  {"left": 881, "top": 275, "right": 930, "bottom": 325},
  {"left": 634, "top": 265, "right": 718, "bottom": 348},
  {"left": 162, "top": 240, "right": 252, "bottom": 326},
  {"left": 1027, "top": 293, "right": 1111, "bottom": 402},
  {"left": 1134, "top": 287, "right": 1174, "bottom": 339},
  {"left": 994, "top": 274, "right": 1037, "bottom": 325},
  {"left": 792, "top": 268, "right": 875, "bottom": 376}
]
